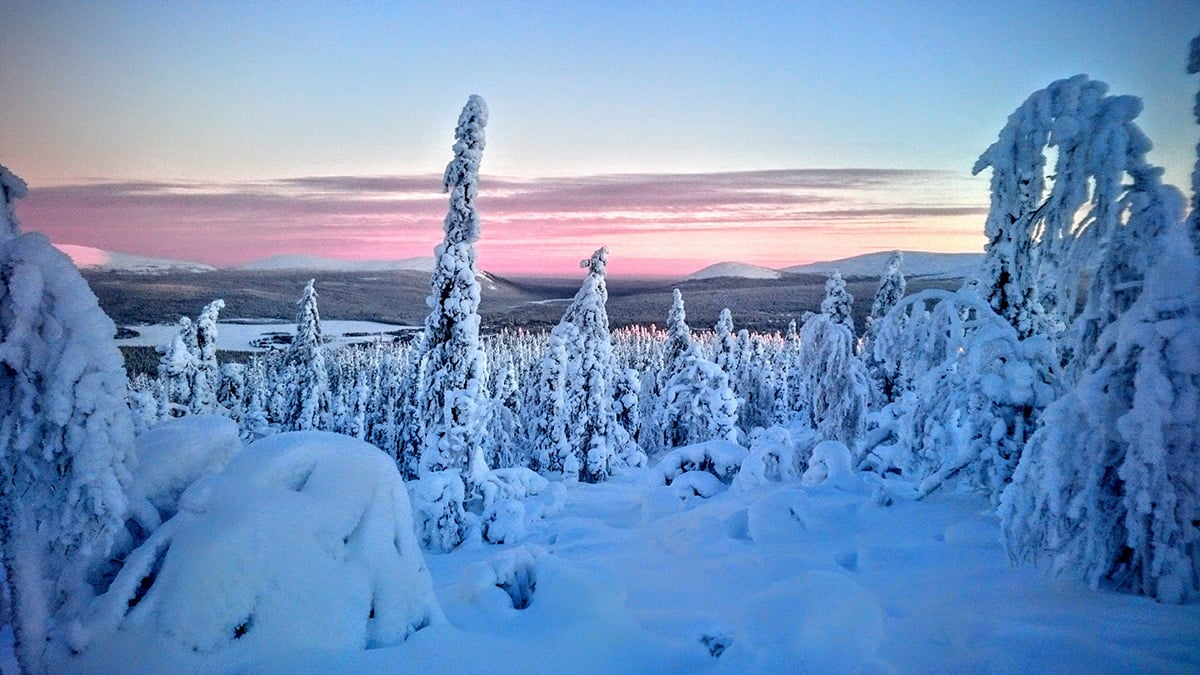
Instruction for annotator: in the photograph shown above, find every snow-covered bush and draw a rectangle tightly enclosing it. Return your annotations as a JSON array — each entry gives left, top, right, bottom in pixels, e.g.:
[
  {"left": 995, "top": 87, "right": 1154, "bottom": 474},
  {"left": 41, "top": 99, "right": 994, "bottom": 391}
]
[
  {"left": 129, "top": 415, "right": 241, "bottom": 524},
  {"left": 410, "top": 470, "right": 469, "bottom": 553},
  {"left": 801, "top": 440, "right": 860, "bottom": 491},
  {"left": 889, "top": 290, "right": 1060, "bottom": 502},
  {"left": 734, "top": 424, "right": 819, "bottom": 491},
  {"left": 661, "top": 352, "right": 740, "bottom": 447},
  {"left": 0, "top": 223, "right": 135, "bottom": 673},
  {"left": 651, "top": 439, "right": 748, "bottom": 487},
  {"left": 69, "top": 432, "right": 442, "bottom": 670}
]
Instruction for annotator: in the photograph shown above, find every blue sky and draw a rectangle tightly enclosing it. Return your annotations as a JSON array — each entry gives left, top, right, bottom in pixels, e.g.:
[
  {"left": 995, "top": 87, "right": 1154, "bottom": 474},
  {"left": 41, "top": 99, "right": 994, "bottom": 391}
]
[{"left": 1, "top": 1, "right": 1197, "bottom": 274}]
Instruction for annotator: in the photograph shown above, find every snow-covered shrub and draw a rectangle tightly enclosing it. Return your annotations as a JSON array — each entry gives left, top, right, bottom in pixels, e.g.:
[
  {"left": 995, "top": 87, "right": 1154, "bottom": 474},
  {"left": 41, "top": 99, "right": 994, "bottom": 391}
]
[
  {"left": 668, "top": 471, "right": 726, "bottom": 500},
  {"left": 0, "top": 225, "right": 135, "bottom": 673},
  {"left": 482, "top": 499, "right": 526, "bottom": 545},
  {"left": 458, "top": 546, "right": 546, "bottom": 611},
  {"left": 410, "top": 470, "right": 469, "bottom": 553},
  {"left": 801, "top": 440, "right": 860, "bottom": 491},
  {"left": 651, "top": 440, "right": 748, "bottom": 487},
  {"left": 69, "top": 432, "right": 441, "bottom": 669},
  {"left": 734, "top": 424, "right": 819, "bottom": 491},
  {"left": 1002, "top": 218, "right": 1200, "bottom": 603}
]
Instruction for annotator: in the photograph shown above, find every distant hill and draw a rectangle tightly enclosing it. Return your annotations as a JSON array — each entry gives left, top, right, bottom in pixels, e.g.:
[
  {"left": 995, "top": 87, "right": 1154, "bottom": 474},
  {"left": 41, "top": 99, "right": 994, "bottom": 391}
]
[
  {"left": 238, "top": 255, "right": 436, "bottom": 273},
  {"left": 686, "top": 261, "right": 782, "bottom": 281},
  {"left": 782, "top": 250, "right": 983, "bottom": 279},
  {"left": 55, "top": 244, "right": 217, "bottom": 273}
]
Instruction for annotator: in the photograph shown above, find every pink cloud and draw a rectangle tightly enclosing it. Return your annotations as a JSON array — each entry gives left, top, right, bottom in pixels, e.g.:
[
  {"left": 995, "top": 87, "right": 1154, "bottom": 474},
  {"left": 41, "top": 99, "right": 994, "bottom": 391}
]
[{"left": 14, "top": 169, "right": 987, "bottom": 277}]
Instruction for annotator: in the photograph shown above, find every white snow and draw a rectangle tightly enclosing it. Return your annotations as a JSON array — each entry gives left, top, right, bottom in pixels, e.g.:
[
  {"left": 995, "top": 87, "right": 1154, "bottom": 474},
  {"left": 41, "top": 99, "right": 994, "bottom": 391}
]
[
  {"left": 244, "top": 467, "right": 1197, "bottom": 673},
  {"left": 54, "top": 244, "right": 216, "bottom": 273},
  {"left": 116, "top": 320, "right": 417, "bottom": 352},
  {"left": 685, "top": 261, "right": 782, "bottom": 281},
  {"left": 237, "top": 254, "right": 436, "bottom": 273},
  {"left": 784, "top": 250, "right": 984, "bottom": 279}
]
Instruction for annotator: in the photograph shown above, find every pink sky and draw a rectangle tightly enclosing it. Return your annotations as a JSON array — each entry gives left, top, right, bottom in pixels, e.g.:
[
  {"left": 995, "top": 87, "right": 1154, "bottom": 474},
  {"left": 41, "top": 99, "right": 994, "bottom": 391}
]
[{"left": 14, "top": 169, "right": 988, "bottom": 277}]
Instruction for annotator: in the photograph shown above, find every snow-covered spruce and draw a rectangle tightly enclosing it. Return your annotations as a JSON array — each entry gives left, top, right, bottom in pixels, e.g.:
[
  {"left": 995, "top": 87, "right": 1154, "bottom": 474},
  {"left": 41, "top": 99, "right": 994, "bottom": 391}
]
[
  {"left": 284, "top": 279, "right": 330, "bottom": 431},
  {"left": 820, "top": 270, "right": 855, "bottom": 334},
  {"left": 0, "top": 163, "right": 28, "bottom": 241},
  {"left": 1001, "top": 184, "right": 1200, "bottom": 604},
  {"left": 862, "top": 252, "right": 906, "bottom": 404},
  {"left": 414, "top": 95, "right": 490, "bottom": 506},
  {"left": 0, "top": 227, "right": 135, "bottom": 674},
  {"left": 192, "top": 298, "right": 224, "bottom": 415},
  {"left": 798, "top": 285, "right": 869, "bottom": 449},
  {"left": 972, "top": 75, "right": 1156, "bottom": 345},
  {"left": 67, "top": 432, "right": 442, "bottom": 670},
  {"left": 1188, "top": 32, "right": 1200, "bottom": 253},
  {"left": 158, "top": 317, "right": 198, "bottom": 418}
]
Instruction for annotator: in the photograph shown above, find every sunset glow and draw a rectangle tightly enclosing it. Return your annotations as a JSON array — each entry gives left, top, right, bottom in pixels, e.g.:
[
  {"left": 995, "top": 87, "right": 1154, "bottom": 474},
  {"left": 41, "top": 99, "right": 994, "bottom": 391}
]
[{"left": 2, "top": 1, "right": 1196, "bottom": 276}]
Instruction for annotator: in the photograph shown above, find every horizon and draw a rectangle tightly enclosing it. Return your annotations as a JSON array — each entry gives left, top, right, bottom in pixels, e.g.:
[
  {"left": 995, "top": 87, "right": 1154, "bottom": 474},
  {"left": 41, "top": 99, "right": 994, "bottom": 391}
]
[{"left": 3, "top": 2, "right": 1198, "bottom": 276}]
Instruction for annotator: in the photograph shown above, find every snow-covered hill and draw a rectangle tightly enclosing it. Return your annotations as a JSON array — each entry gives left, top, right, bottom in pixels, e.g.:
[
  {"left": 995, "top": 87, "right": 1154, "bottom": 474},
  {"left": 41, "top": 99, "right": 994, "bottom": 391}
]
[
  {"left": 238, "top": 254, "right": 436, "bottom": 273},
  {"left": 783, "top": 250, "right": 983, "bottom": 279},
  {"left": 55, "top": 244, "right": 216, "bottom": 273},
  {"left": 686, "top": 261, "right": 782, "bottom": 281}
]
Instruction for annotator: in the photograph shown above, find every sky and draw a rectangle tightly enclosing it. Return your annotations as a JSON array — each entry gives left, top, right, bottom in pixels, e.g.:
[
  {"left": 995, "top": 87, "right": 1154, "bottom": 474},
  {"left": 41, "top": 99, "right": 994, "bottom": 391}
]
[{"left": 1, "top": 1, "right": 1197, "bottom": 277}]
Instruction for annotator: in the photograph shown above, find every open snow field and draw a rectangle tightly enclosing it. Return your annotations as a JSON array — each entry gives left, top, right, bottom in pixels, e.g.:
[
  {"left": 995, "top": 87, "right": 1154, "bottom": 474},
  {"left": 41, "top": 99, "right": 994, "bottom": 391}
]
[{"left": 155, "top": 462, "right": 1200, "bottom": 675}]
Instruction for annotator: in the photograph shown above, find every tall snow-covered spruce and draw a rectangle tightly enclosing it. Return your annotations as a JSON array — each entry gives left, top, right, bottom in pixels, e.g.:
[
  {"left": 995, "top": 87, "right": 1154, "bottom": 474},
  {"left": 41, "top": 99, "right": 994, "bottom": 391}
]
[
  {"left": 285, "top": 280, "right": 329, "bottom": 431},
  {"left": 413, "top": 96, "right": 490, "bottom": 551},
  {"left": 0, "top": 164, "right": 135, "bottom": 673}
]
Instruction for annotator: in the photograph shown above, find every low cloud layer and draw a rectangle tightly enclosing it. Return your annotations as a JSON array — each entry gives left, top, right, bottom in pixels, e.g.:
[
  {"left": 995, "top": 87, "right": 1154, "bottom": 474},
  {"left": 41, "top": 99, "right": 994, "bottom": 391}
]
[{"left": 17, "top": 169, "right": 988, "bottom": 276}]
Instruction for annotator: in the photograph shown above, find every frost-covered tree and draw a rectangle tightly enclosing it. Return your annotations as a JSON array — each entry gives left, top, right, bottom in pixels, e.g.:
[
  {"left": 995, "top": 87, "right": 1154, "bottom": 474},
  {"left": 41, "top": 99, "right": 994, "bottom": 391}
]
[
  {"left": 661, "top": 353, "right": 739, "bottom": 447},
  {"left": 820, "top": 270, "right": 855, "bottom": 334},
  {"left": 660, "top": 289, "right": 693, "bottom": 387},
  {"left": 1188, "top": 34, "right": 1200, "bottom": 253},
  {"left": 483, "top": 356, "right": 521, "bottom": 470},
  {"left": 415, "top": 95, "right": 490, "bottom": 498},
  {"left": 613, "top": 367, "right": 641, "bottom": 445},
  {"left": 1, "top": 163, "right": 27, "bottom": 240},
  {"left": 972, "top": 75, "right": 1153, "bottom": 343},
  {"left": 0, "top": 175, "right": 134, "bottom": 673},
  {"left": 556, "top": 247, "right": 627, "bottom": 482},
  {"left": 192, "top": 298, "right": 224, "bottom": 414},
  {"left": 712, "top": 308, "right": 738, "bottom": 375},
  {"left": 285, "top": 279, "right": 329, "bottom": 431},
  {"left": 158, "top": 318, "right": 197, "bottom": 418},
  {"left": 797, "top": 312, "right": 869, "bottom": 448},
  {"left": 862, "top": 252, "right": 906, "bottom": 404},
  {"left": 531, "top": 323, "right": 575, "bottom": 474},
  {"left": 1002, "top": 179, "right": 1200, "bottom": 603}
]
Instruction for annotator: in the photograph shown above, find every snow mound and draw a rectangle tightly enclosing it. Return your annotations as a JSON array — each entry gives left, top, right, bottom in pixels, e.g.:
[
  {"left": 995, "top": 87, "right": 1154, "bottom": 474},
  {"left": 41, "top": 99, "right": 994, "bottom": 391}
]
[
  {"left": 651, "top": 440, "right": 748, "bottom": 487},
  {"left": 685, "top": 261, "right": 782, "bottom": 281},
  {"left": 131, "top": 415, "right": 241, "bottom": 521},
  {"left": 237, "top": 254, "right": 436, "bottom": 273},
  {"left": 720, "top": 571, "right": 884, "bottom": 672},
  {"left": 783, "top": 250, "right": 983, "bottom": 279},
  {"left": 68, "top": 431, "right": 441, "bottom": 671},
  {"left": 55, "top": 244, "right": 216, "bottom": 273}
]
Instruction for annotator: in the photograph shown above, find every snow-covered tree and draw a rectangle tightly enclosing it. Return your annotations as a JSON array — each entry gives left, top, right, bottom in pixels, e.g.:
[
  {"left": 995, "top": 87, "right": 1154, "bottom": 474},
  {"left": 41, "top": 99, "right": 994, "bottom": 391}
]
[
  {"left": 864, "top": 252, "right": 904, "bottom": 344},
  {"left": 552, "top": 247, "right": 627, "bottom": 482},
  {"left": 1, "top": 163, "right": 27, "bottom": 241},
  {"left": 0, "top": 201, "right": 135, "bottom": 672},
  {"left": 661, "top": 352, "right": 739, "bottom": 447},
  {"left": 797, "top": 312, "right": 869, "bottom": 448},
  {"left": 712, "top": 308, "right": 738, "bottom": 375},
  {"left": 158, "top": 318, "right": 197, "bottom": 418},
  {"left": 613, "top": 367, "right": 641, "bottom": 445},
  {"left": 972, "top": 75, "right": 1152, "bottom": 343},
  {"left": 531, "top": 323, "right": 576, "bottom": 474},
  {"left": 415, "top": 95, "right": 490, "bottom": 507},
  {"left": 1188, "top": 33, "right": 1200, "bottom": 253},
  {"left": 1002, "top": 174, "right": 1200, "bottom": 603},
  {"left": 192, "top": 298, "right": 224, "bottom": 415},
  {"left": 285, "top": 279, "right": 329, "bottom": 431},
  {"left": 820, "top": 270, "right": 855, "bottom": 334},
  {"left": 660, "top": 289, "right": 693, "bottom": 387}
]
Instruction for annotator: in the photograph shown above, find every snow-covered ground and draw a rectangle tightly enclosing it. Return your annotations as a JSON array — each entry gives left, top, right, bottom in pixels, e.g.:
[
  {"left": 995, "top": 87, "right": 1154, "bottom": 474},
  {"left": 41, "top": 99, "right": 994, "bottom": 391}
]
[
  {"left": 117, "top": 320, "right": 418, "bottom": 352},
  {"left": 45, "top": 427, "right": 1199, "bottom": 674}
]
